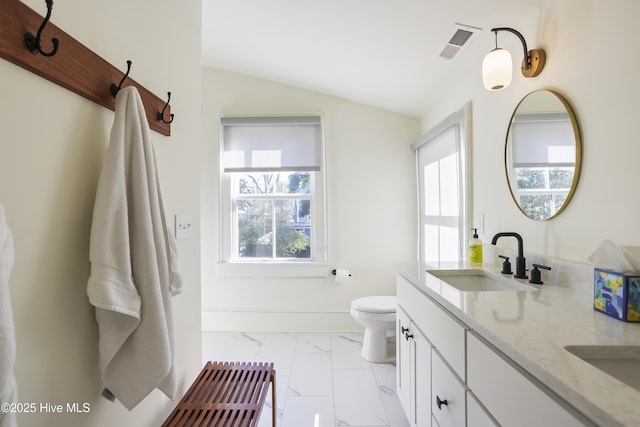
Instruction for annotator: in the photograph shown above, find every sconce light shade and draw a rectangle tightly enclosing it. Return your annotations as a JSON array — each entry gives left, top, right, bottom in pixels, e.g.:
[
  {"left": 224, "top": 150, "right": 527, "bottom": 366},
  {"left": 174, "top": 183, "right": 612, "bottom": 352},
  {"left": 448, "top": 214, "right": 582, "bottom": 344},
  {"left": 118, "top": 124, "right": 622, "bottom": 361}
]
[
  {"left": 482, "top": 27, "right": 546, "bottom": 91},
  {"left": 482, "top": 48, "right": 512, "bottom": 91}
]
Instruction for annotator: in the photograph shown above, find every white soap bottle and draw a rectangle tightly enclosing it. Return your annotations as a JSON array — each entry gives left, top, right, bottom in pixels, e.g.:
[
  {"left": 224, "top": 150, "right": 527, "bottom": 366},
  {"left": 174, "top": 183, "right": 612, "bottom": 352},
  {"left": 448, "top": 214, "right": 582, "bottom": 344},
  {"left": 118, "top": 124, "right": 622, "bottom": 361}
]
[{"left": 469, "top": 228, "right": 483, "bottom": 265}]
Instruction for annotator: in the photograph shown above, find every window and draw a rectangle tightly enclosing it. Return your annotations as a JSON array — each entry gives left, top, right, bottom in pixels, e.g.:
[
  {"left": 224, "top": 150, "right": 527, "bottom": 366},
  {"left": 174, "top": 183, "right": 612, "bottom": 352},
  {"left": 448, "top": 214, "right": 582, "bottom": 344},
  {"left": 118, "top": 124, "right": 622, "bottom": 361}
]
[
  {"left": 219, "top": 116, "right": 327, "bottom": 271},
  {"left": 233, "top": 171, "right": 313, "bottom": 259},
  {"left": 412, "top": 108, "right": 469, "bottom": 263}
]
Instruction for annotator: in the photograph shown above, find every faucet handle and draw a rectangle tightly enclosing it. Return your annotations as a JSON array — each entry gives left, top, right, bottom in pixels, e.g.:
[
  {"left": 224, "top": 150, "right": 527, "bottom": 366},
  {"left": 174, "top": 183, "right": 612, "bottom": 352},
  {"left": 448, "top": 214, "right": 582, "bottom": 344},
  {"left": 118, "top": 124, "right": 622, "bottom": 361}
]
[
  {"left": 498, "top": 255, "right": 513, "bottom": 275},
  {"left": 529, "top": 264, "right": 551, "bottom": 285}
]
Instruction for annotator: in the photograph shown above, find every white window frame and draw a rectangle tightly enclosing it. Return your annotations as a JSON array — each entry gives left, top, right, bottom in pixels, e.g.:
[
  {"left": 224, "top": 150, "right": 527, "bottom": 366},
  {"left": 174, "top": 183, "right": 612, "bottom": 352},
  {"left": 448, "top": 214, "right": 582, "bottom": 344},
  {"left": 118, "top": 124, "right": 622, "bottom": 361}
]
[
  {"left": 218, "top": 115, "right": 328, "bottom": 278},
  {"left": 412, "top": 106, "right": 471, "bottom": 264}
]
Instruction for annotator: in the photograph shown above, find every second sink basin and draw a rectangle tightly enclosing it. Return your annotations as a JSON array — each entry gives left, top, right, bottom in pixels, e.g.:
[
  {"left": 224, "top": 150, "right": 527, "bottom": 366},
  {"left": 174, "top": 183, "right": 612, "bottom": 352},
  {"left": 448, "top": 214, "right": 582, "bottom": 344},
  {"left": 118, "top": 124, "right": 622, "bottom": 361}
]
[
  {"left": 565, "top": 345, "right": 640, "bottom": 392},
  {"left": 426, "top": 269, "right": 537, "bottom": 292}
]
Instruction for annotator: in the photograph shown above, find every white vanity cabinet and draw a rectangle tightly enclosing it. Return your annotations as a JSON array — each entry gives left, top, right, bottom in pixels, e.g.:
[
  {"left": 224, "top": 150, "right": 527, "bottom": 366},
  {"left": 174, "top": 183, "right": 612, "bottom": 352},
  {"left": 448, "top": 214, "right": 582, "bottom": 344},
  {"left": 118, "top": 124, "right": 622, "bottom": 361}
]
[{"left": 397, "top": 273, "right": 592, "bottom": 427}]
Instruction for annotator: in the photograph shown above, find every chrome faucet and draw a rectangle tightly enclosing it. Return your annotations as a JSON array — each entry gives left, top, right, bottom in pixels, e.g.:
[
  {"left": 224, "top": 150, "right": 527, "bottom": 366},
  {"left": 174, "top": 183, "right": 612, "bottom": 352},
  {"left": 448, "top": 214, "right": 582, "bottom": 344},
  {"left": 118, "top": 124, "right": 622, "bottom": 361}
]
[{"left": 491, "top": 232, "right": 527, "bottom": 279}]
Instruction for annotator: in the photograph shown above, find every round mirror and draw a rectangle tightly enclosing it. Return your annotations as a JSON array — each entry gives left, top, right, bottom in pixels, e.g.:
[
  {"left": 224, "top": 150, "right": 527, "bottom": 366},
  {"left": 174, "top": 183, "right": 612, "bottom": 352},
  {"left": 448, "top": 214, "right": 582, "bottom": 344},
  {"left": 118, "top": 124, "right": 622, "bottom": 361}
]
[{"left": 505, "top": 90, "right": 582, "bottom": 220}]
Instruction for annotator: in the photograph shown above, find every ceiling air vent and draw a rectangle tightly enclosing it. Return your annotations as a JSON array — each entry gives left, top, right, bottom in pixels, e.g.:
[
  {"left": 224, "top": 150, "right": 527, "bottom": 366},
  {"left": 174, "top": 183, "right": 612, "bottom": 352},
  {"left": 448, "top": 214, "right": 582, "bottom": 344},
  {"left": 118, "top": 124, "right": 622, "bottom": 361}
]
[{"left": 438, "top": 23, "right": 482, "bottom": 60}]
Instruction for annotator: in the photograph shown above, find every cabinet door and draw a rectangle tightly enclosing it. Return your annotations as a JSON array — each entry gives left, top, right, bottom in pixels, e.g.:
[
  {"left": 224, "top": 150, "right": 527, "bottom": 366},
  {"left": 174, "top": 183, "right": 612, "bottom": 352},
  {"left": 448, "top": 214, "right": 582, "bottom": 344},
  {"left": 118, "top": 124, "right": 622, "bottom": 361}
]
[
  {"left": 413, "top": 325, "right": 432, "bottom": 427},
  {"left": 431, "top": 350, "right": 466, "bottom": 427},
  {"left": 397, "top": 306, "right": 414, "bottom": 423},
  {"left": 467, "top": 332, "right": 589, "bottom": 427}
]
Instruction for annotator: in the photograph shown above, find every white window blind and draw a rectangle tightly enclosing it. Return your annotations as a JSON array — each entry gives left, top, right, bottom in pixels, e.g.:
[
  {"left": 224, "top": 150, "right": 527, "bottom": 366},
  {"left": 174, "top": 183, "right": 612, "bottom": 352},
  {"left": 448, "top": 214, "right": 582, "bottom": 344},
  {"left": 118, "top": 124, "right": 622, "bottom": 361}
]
[
  {"left": 510, "top": 112, "right": 575, "bottom": 167},
  {"left": 412, "top": 107, "right": 469, "bottom": 264},
  {"left": 221, "top": 116, "right": 322, "bottom": 172}
]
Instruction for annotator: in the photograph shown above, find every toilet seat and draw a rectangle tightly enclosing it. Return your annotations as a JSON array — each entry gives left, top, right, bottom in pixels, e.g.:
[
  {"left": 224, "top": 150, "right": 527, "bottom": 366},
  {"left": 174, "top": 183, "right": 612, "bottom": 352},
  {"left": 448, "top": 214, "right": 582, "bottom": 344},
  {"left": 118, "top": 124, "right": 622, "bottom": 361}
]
[{"left": 351, "top": 296, "right": 396, "bottom": 314}]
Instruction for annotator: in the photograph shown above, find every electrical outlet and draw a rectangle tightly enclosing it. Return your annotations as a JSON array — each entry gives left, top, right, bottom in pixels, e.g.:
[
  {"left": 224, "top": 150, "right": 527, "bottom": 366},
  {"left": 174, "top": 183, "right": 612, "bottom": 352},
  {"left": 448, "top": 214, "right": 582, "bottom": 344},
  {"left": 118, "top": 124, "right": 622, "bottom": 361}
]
[{"left": 175, "top": 214, "right": 192, "bottom": 240}]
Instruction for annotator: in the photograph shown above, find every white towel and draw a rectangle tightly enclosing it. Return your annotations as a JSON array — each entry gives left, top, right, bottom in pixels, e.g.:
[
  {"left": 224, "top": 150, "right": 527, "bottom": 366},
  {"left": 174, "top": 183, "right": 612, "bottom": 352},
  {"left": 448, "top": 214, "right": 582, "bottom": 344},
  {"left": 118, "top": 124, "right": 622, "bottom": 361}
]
[
  {"left": 87, "top": 86, "right": 182, "bottom": 410},
  {"left": 0, "top": 203, "right": 17, "bottom": 427}
]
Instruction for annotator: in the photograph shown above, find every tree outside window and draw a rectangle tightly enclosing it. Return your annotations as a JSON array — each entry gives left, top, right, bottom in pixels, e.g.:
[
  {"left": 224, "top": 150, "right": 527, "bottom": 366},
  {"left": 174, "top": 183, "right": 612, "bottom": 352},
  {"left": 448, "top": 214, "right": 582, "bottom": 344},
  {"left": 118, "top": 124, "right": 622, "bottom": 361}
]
[
  {"left": 515, "top": 167, "right": 574, "bottom": 220},
  {"left": 235, "top": 172, "right": 312, "bottom": 259}
]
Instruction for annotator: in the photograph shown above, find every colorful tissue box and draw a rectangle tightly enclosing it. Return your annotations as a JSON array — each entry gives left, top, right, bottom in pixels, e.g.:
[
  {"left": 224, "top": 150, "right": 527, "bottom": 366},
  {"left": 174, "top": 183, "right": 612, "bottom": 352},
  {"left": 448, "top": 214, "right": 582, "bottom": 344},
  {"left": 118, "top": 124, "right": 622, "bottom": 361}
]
[{"left": 594, "top": 268, "right": 640, "bottom": 322}]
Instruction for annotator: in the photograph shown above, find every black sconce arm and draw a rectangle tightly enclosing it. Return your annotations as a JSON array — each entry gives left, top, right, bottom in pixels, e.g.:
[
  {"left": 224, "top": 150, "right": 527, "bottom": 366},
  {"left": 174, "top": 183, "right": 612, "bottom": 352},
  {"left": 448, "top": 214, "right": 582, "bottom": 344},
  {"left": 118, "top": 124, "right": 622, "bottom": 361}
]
[{"left": 491, "top": 27, "right": 531, "bottom": 70}]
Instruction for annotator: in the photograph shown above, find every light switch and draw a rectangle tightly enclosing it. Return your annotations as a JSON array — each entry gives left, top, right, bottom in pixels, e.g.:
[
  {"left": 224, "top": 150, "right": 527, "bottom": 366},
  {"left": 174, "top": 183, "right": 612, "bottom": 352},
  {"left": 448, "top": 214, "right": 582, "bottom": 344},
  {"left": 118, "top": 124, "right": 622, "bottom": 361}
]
[{"left": 175, "top": 214, "right": 192, "bottom": 240}]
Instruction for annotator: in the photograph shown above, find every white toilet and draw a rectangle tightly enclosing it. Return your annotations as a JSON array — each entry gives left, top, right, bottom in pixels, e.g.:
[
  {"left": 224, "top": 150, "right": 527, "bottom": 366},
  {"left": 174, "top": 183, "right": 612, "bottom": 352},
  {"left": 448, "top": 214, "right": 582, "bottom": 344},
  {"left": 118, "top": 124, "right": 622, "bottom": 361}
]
[{"left": 350, "top": 296, "right": 397, "bottom": 362}]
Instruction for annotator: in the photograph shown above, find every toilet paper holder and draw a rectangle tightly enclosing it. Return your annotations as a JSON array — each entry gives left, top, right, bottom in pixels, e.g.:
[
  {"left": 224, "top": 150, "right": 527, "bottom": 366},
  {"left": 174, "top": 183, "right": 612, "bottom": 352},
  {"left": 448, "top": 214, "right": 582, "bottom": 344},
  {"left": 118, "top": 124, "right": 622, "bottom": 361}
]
[{"left": 332, "top": 269, "right": 351, "bottom": 277}]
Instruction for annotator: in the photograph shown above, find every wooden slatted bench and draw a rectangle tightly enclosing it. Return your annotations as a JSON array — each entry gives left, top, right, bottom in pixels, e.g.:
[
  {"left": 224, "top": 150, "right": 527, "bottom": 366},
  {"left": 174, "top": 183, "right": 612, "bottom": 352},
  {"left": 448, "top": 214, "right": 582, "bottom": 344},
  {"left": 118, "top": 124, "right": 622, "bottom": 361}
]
[{"left": 162, "top": 361, "right": 276, "bottom": 427}]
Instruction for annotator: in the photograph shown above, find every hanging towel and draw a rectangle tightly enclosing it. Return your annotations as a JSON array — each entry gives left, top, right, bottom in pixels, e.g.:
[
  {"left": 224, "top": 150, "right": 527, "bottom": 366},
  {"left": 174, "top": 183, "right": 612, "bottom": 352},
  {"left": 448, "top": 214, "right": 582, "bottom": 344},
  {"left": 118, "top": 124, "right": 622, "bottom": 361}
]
[
  {"left": 0, "top": 202, "right": 17, "bottom": 427},
  {"left": 87, "top": 86, "right": 182, "bottom": 410}
]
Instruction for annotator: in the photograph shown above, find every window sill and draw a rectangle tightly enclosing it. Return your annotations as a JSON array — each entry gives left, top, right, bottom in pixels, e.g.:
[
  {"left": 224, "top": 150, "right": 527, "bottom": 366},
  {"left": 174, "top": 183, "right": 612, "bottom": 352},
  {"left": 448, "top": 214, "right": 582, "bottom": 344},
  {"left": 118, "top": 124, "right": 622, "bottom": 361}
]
[{"left": 216, "top": 262, "right": 331, "bottom": 278}]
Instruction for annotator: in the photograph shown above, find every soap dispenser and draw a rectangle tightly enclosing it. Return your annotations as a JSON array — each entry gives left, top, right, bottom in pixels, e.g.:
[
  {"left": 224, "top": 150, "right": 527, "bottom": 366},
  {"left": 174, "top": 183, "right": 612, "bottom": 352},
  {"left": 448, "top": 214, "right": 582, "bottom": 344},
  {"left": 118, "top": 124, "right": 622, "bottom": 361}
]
[{"left": 469, "top": 228, "right": 483, "bottom": 265}]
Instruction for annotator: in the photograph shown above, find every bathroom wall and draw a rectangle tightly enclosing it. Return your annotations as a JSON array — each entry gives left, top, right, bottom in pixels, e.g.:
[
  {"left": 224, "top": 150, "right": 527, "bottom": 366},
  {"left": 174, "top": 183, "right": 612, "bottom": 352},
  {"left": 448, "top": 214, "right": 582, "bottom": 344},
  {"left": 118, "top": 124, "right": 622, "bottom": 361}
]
[
  {"left": 0, "top": 1, "right": 201, "bottom": 426},
  {"left": 422, "top": 0, "right": 640, "bottom": 265},
  {"left": 201, "top": 67, "right": 420, "bottom": 331}
]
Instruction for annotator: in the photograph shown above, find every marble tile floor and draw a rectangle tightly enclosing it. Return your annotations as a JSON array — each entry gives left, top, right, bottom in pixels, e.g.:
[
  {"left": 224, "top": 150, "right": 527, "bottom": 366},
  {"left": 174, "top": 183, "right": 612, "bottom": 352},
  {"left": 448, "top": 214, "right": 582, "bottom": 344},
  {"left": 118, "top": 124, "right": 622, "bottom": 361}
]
[{"left": 202, "top": 331, "right": 411, "bottom": 427}]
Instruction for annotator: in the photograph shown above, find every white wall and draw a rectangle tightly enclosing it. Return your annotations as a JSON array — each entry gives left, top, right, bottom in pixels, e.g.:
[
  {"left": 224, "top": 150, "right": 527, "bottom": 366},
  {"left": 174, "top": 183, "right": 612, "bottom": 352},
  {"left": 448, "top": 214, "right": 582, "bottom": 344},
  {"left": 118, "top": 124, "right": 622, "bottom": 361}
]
[
  {"left": 0, "top": 1, "right": 202, "bottom": 426},
  {"left": 201, "top": 68, "right": 420, "bottom": 331},
  {"left": 423, "top": 0, "right": 640, "bottom": 263}
]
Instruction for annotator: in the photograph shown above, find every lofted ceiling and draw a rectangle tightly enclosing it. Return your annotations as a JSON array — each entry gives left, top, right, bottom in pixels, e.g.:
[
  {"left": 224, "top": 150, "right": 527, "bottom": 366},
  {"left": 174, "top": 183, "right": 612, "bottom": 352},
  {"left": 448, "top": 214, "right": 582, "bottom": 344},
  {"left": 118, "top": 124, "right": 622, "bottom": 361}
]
[{"left": 201, "top": 0, "right": 548, "bottom": 118}]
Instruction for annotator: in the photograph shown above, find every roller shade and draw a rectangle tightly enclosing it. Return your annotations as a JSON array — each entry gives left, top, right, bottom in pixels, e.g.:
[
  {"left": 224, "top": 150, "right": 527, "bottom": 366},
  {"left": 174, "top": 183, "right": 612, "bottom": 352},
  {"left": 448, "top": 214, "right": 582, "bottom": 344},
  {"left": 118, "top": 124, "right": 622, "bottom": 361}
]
[
  {"left": 222, "top": 116, "right": 322, "bottom": 172},
  {"left": 511, "top": 113, "right": 575, "bottom": 167}
]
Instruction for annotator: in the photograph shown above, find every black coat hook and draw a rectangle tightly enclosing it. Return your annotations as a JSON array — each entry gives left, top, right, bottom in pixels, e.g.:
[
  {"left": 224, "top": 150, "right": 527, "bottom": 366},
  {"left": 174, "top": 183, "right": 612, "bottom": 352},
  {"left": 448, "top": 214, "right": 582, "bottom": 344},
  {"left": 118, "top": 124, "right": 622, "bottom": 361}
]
[
  {"left": 24, "top": 0, "right": 59, "bottom": 57},
  {"left": 157, "top": 92, "right": 174, "bottom": 124},
  {"left": 111, "top": 60, "right": 132, "bottom": 97}
]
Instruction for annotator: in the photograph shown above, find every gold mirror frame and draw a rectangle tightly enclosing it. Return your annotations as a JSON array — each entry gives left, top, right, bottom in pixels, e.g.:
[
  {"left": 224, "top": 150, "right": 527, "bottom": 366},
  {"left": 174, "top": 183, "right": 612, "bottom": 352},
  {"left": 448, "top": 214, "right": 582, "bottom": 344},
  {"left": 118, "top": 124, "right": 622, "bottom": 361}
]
[{"left": 505, "top": 90, "right": 582, "bottom": 220}]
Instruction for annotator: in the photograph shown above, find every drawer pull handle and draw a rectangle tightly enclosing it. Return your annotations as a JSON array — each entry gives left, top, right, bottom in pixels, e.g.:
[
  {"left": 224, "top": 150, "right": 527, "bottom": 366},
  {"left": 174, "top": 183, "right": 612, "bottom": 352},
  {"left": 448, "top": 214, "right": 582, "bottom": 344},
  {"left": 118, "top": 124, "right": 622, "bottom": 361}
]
[
  {"left": 401, "top": 326, "right": 409, "bottom": 334},
  {"left": 436, "top": 396, "right": 448, "bottom": 410},
  {"left": 405, "top": 333, "right": 414, "bottom": 340}
]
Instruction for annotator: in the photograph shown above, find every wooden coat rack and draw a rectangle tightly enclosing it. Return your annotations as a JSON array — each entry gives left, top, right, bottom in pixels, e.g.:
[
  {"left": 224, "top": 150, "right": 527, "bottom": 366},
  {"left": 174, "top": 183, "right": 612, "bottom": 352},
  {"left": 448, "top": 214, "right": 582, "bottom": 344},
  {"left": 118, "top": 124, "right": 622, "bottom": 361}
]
[{"left": 0, "top": 0, "right": 172, "bottom": 136}]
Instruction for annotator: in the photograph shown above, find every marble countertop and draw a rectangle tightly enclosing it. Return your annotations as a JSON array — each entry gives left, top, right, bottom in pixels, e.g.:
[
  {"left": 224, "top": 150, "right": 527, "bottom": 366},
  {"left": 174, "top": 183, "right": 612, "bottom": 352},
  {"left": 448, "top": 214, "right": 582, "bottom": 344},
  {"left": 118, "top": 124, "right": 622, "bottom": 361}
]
[{"left": 396, "top": 261, "right": 640, "bottom": 427}]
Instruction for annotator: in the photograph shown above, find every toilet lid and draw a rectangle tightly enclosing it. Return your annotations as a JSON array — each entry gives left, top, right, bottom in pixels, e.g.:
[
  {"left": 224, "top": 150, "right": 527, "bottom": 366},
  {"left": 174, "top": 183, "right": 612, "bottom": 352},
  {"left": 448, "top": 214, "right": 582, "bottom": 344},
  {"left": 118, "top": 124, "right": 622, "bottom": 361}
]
[{"left": 351, "top": 296, "right": 396, "bottom": 314}]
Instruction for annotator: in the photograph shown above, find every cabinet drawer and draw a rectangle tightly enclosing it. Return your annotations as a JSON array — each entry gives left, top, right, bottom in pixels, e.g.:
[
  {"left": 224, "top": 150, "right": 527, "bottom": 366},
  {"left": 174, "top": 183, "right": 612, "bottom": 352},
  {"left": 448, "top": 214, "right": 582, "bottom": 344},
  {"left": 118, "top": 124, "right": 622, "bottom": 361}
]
[
  {"left": 432, "top": 349, "right": 466, "bottom": 427},
  {"left": 398, "top": 275, "right": 467, "bottom": 379},
  {"left": 467, "top": 332, "right": 589, "bottom": 427}
]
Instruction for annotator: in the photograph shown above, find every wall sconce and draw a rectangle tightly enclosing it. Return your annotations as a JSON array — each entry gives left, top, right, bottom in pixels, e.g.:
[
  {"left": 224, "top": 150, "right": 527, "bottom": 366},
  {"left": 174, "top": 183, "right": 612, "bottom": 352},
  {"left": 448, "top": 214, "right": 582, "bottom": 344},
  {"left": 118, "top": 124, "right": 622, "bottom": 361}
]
[{"left": 482, "top": 27, "right": 546, "bottom": 91}]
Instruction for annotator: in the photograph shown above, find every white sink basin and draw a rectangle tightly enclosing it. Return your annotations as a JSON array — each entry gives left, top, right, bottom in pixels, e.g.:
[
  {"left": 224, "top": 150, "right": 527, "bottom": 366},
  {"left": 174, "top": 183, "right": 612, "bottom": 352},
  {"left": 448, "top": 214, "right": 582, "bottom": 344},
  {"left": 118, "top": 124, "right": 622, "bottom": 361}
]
[
  {"left": 565, "top": 345, "right": 640, "bottom": 392},
  {"left": 426, "top": 269, "right": 537, "bottom": 292}
]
